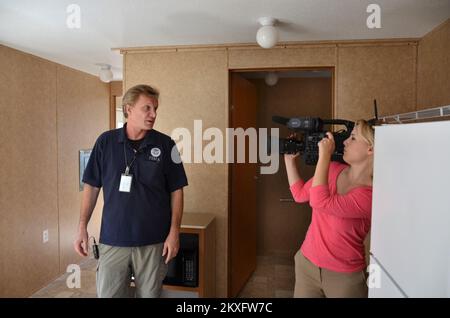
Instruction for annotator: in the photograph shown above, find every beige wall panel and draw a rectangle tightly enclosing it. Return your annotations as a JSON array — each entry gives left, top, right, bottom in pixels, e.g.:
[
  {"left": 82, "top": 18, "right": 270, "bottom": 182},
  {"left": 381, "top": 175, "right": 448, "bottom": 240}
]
[
  {"left": 228, "top": 46, "right": 337, "bottom": 69},
  {"left": 57, "top": 66, "right": 109, "bottom": 272},
  {"left": 417, "top": 20, "right": 450, "bottom": 109},
  {"left": 0, "top": 45, "right": 59, "bottom": 297},
  {"left": 125, "top": 50, "right": 229, "bottom": 297},
  {"left": 0, "top": 45, "right": 110, "bottom": 297},
  {"left": 254, "top": 78, "right": 332, "bottom": 256},
  {"left": 337, "top": 44, "right": 417, "bottom": 121}
]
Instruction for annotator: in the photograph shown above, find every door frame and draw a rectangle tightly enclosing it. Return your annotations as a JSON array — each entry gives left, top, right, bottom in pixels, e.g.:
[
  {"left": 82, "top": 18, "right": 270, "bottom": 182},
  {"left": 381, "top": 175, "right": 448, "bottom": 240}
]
[{"left": 226, "top": 66, "right": 336, "bottom": 297}]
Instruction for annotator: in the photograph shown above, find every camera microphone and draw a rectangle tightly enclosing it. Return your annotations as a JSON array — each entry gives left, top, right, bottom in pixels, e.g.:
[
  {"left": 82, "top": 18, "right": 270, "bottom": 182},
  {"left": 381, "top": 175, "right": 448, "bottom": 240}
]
[{"left": 272, "top": 116, "right": 289, "bottom": 126}]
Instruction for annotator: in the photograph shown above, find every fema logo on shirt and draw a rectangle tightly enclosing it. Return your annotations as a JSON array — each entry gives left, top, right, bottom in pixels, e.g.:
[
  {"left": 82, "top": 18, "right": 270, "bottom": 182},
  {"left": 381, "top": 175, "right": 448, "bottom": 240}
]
[{"left": 148, "top": 147, "right": 161, "bottom": 162}]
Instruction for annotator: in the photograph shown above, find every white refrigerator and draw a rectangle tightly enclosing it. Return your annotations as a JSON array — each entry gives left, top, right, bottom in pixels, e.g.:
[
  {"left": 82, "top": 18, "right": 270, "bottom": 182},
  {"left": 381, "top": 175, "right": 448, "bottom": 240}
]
[{"left": 369, "top": 121, "right": 450, "bottom": 298}]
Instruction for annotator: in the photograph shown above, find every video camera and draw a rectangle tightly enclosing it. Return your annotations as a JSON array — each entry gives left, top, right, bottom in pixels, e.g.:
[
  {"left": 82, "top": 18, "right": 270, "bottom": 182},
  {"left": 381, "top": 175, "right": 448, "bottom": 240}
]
[
  {"left": 270, "top": 116, "right": 355, "bottom": 165},
  {"left": 270, "top": 100, "right": 380, "bottom": 165}
]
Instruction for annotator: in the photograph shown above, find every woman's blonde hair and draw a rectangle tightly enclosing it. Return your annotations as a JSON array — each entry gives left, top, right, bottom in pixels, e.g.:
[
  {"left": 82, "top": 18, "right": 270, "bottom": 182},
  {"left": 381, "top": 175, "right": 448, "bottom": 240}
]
[
  {"left": 355, "top": 119, "right": 375, "bottom": 180},
  {"left": 122, "top": 84, "right": 159, "bottom": 119},
  {"left": 355, "top": 119, "right": 375, "bottom": 148}
]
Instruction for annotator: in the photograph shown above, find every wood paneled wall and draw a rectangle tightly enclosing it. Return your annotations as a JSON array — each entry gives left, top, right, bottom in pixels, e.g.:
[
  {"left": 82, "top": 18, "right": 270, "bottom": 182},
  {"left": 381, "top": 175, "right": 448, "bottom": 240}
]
[
  {"left": 417, "top": 19, "right": 450, "bottom": 109},
  {"left": 57, "top": 66, "right": 108, "bottom": 271},
  {"left": 0, "top": 45, "right": 109, "bottom": 297},
  {"left": 0, "top": 45, "right": 59, "bottom": 297},
  {"left": 336, "top": 43, "right": 417, "bottom": 120},
  {"left": 228, "top": 46, "right": 336, "bottom": 69}
]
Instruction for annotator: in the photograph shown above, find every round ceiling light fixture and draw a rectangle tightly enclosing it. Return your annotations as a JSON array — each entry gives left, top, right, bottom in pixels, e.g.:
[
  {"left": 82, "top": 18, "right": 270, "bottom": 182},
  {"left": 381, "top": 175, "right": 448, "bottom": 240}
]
[
  {"left": 265, "top": 72, "right": 279, "bottom": 86},
  {"left": 256, "top": 17, "right": 279, "bottom": 49},
  {"left": 96, "top": 63, "right": 113, "bottom": 83}
]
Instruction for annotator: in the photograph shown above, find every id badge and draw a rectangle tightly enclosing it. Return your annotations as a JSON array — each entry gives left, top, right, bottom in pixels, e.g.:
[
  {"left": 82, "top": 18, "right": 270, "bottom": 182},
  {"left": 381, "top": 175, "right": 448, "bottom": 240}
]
[{"left": 119, "top": 173, "right": 133, "bottom": 192}]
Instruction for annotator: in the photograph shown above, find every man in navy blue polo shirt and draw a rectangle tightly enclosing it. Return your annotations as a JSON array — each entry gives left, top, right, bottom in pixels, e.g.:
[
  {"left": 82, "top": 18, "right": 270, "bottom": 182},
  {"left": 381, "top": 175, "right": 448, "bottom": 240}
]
[{"left": 74, "top": 84, "right": 188, "bottom": 298}]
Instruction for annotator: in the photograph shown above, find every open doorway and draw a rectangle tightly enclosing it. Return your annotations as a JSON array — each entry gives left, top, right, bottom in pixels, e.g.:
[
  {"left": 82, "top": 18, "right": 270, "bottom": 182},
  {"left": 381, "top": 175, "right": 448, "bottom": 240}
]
[{"left": 228, "top": 68, "right": 334, "bottom": 297}]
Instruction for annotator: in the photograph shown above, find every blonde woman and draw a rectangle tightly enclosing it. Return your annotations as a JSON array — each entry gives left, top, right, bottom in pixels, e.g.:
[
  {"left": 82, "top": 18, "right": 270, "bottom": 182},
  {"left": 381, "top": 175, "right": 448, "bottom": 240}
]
[{"left": 285, "top": 120, "right": 374, "bottom": 298}]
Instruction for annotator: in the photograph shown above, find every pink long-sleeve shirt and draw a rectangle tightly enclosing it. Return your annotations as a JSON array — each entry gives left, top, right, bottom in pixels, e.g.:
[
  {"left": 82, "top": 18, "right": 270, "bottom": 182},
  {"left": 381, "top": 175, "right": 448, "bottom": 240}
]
[{"left": 290, "top": 161, "right": 372, "bottom": 273}]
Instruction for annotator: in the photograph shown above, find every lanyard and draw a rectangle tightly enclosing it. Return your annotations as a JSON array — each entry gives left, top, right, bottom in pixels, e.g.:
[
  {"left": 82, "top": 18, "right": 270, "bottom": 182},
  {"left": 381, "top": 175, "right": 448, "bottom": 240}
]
[{"left": 123, "top": 143, "right": 139, "bottom": 175}]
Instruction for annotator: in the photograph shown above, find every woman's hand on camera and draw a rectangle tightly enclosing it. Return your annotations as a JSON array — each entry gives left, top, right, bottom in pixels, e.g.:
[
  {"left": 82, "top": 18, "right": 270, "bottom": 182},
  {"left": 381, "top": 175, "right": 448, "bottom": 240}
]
[
  {"left": 284, "top": 133, "right": 302, "bottom": 185},
  {"left": 284, "top": 133, "right": 300, "bottom": 161},
  {"left": 318, "top": 132, "right": 335, "bottom": 159},
  {"left": 284, "top": 152, "right": 300, "bottom": 160}
]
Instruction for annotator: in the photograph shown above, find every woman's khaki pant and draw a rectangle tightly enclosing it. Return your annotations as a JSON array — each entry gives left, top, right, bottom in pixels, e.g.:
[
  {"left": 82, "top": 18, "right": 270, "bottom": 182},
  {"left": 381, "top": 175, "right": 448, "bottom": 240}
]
[{"left": 294, "top": 250, "right": 368, "bottom": 298}]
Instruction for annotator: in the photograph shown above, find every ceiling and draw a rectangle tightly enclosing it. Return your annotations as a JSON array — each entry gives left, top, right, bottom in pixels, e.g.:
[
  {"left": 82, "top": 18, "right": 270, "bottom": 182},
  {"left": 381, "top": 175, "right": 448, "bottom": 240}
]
[{"left": 1, "top": 0, "right": 449, "bottom": 80}]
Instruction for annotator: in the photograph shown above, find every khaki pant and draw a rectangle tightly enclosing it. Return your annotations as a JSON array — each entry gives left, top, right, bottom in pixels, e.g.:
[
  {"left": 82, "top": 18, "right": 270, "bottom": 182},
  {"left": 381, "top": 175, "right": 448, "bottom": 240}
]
[
  {"left": 96, "top": 243, "right": 168, "bottom": 298},
  {"left": 294, "top": 250, "right": 368, "bottom": 298}
]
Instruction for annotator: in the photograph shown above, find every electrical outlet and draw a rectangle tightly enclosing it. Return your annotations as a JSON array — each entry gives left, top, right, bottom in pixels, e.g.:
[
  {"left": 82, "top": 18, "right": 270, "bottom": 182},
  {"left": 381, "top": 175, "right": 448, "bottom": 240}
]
[{"left": 43, "top": 229, "right": 49, "bottom": 243}]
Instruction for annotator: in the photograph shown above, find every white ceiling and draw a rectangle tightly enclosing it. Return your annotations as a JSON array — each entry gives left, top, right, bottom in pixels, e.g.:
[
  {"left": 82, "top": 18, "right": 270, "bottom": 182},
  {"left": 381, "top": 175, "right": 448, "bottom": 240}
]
[{"left": 1, "top": 0, "right": 449, "bottom": 80}]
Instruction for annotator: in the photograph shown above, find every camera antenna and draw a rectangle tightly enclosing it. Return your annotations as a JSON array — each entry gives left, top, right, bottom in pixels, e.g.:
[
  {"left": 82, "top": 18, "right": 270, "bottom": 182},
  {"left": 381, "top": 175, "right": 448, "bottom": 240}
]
[
  {"left": 374, "top": 99, "right": 378, "bottom": 120},
  {"left": 368, "top": 99, "right": 379, "bottom": 126}
]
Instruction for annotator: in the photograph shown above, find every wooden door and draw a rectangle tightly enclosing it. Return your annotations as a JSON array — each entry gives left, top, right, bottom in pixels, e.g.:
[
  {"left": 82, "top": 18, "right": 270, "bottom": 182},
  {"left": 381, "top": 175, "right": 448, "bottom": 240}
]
[{"left": 228, "top": 73, "right": 257, "bottom": 297}]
